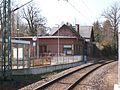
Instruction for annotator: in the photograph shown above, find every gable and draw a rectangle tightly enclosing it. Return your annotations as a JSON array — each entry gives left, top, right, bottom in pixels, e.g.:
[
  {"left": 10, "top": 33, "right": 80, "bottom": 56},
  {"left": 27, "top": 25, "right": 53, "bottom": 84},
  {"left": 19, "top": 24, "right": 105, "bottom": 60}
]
[{"left": 52, "top": 24, "right": 80, "bottom": 38}]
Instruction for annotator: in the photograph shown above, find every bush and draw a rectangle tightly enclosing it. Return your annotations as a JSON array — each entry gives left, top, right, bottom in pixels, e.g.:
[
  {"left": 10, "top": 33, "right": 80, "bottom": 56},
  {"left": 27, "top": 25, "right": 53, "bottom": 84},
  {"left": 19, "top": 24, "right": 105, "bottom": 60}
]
[{"left": 101, "top": 44, "right": 117, "bottom": 58}]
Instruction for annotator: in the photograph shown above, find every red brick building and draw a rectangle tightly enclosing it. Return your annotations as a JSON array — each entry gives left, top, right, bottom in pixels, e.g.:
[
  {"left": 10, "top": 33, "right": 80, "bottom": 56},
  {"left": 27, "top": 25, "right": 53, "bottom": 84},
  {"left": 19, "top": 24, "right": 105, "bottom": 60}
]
[
  {"left": 17, "top": 24, "right": 98, "bottom": 59},
  {"left": 19, "top": 24, "right": 84, "bottom": 57}
]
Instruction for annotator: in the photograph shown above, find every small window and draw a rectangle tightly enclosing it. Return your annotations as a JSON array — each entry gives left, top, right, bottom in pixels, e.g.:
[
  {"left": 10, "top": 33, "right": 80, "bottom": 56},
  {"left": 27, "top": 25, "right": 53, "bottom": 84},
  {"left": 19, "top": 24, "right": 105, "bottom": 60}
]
[{"left": 63, "top": 45, "right": 72, "bottom": 55}]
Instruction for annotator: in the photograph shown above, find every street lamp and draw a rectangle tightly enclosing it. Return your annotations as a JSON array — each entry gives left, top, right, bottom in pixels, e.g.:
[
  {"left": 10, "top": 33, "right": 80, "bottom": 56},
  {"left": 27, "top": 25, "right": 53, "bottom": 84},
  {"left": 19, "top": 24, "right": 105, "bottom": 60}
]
[
  {"left": 17, "top": 28, "right": 19, "bottom": 69},
  {"left": 55, "top": 24, "right": 60, "bottom": 64}
]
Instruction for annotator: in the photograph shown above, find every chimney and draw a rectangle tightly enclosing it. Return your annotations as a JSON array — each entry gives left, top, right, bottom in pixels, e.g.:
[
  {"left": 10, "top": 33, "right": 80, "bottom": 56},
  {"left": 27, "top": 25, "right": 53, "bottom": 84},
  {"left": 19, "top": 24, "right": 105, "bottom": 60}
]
[{"left": 76, "top": 24, "right": 80, "bottom": 34}]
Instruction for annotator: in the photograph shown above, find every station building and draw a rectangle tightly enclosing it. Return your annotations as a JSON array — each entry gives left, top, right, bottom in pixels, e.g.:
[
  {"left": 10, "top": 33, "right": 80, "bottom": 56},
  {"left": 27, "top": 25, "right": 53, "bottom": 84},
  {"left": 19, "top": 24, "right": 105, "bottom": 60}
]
[{"left": 17, "top": 24, "right": 99, "bottom": 60}]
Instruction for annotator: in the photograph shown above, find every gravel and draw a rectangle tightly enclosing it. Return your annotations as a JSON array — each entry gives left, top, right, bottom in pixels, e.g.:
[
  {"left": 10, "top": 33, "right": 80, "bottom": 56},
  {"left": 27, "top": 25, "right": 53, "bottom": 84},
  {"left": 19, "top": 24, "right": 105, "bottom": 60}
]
[
  {"left": 74, "top": 61, "right": 118, "bottom": 90},
  {"left": 20, "top": 61, "right": 118, "bottom": 90}
]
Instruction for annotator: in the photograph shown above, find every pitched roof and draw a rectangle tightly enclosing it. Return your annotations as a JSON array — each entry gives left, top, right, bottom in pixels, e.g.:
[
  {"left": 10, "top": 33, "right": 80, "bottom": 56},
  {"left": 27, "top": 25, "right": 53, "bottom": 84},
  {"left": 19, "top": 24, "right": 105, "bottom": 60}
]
[
  {"left": 49, "top": 27, "right": 59, "bottom": 35},
  {"left": 79, "top": 26, "right": 92, "bottom": 38},
  {"left": 64, "top": 24, "right": 81, "bottom": 39},
  {"left": 51, "top": 24, "right": 82, "bottom": 39},
  {"left": 49, "top": 24, "right": 94, "bottom": 41},
  {"left": 13, "top": 36, "right": 77, "bottom": 39},
  {"left": 79, "top": 26, "right": 93, "bottom": 42}
]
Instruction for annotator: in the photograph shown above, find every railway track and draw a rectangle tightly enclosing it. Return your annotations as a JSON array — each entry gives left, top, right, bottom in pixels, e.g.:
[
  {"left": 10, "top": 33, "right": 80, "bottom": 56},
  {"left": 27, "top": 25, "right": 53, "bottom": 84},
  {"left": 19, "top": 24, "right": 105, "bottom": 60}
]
[{"left": 34, "top": 60, "right": 115, "bottom": 90}]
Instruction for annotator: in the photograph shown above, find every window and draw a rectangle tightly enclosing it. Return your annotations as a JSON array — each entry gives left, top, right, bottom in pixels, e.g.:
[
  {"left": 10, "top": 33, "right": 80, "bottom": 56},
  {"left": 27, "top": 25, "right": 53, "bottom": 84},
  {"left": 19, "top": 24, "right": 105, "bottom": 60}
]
[{"left": 63, "top": 45, "right": 72, "bottom": 55}]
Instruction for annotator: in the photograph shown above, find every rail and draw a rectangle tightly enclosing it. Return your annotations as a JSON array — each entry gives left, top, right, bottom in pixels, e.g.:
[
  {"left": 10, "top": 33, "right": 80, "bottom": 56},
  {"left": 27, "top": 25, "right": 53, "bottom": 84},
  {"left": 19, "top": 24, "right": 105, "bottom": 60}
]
[{"left": 34, "top": 60, "right": 115, "bottom": 90}]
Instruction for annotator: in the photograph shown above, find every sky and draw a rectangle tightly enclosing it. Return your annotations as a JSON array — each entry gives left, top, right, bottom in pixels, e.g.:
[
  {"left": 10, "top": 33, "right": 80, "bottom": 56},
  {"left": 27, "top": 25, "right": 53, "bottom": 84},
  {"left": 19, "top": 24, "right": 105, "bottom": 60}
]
[{"left": 17, "top": 0, "right": 120, "bottom": 28}]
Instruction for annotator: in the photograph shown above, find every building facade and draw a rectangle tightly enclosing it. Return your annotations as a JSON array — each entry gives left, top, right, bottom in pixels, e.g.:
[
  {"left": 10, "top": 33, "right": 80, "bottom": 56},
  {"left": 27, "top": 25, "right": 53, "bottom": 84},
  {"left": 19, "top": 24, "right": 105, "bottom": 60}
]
[{"left": 16, "top": 24, "right": 99, "bottom": 60}]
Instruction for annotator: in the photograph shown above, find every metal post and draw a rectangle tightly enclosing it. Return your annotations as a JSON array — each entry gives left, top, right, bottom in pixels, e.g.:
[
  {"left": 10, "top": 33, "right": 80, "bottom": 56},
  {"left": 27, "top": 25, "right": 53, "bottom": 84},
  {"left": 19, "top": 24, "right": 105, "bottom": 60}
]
[
  {"left": 32, "top": 36, "right": 37, "bottom": 66},
  {"left": 33, "top": 44, "right": 35, "bottom": 66},
  {"left": 22, "top": 44, "right": 25, "bottom": 68},
  {"left": 37, "top": 37, "right": 39, "bottom": 59},
  {"left": 17, "top": 28, "right": 19, "bottom": 69},
  {"left": 118, "top": 26, "right": 120, "bottom": 84},
  {"left": 55, "top": 24, "right": 59, "bottom": 64},
  {"left": 28, "top": 45, "right": 30, "bottom": 68},
  {"left": 58, "top": 28, "right": 59, "bottom": 64},
  {"left": 1, "top": 0, "right": 12, "bottom": 80},
  {"left": 0, "top": 5, "right": 2, "bottom": 70},
  {"left": 17, "top": 43, "right": 18, "bottom": 69},
  {"left": 0, "top": 0, "right": 33, "bottom": 80},
  {"left": 114, "top": 25, "right": 120, "bottom": 90},
  {"left": 82, "top": 41, "right": 85, "bottom": 62}
]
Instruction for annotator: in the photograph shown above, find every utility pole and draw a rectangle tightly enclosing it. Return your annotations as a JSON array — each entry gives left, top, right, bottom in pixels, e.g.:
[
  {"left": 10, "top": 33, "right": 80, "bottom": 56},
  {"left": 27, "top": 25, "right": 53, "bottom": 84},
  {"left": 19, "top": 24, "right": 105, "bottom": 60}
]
[
  {"left": 1, "top": 0, "right": 12, "bottom": 80},
  {"left": 0, "top": 0, "right": 33, "bottom": 80}
]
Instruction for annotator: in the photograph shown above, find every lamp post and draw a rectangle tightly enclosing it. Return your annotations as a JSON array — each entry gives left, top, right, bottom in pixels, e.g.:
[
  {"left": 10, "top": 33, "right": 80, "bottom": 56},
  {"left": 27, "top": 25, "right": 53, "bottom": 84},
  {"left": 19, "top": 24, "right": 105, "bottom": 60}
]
[
  {"left": 16, "top": 8, "right": 19, "bottom": 69},
  {"left": 55, "top": 24, "right": 60, "bottom": 64},
  {"left": 17, "top": 28, "right": 19, "bottom": 69}
]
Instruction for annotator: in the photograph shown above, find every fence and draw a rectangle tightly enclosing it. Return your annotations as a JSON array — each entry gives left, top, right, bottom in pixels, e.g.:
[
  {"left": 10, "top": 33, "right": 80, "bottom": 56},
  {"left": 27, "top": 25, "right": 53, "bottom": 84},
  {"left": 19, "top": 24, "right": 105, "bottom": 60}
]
[
  {"left": 31, "top": 53, "right": 83, "bottom": 67},
  {"left": 0, "top": 45, "right": 83, "bottom": 69}
]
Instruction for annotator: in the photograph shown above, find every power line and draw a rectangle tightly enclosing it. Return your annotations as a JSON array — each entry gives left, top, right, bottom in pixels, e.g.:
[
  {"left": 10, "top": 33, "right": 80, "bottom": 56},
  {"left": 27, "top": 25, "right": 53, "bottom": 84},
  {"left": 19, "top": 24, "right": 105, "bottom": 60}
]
[
  {"left": 0, "top": 0, "right": 33, "bottom": 20},
  {"left": 80, "top": 0, "right": 93, "bottom": 13},
  {"left": 68, "top": 2, "right": 85, "bottom": 18},
  {"left": 65, "top": 0, "right": 93, "bottom": 24},
  {"left": 11, "top": 0, "right": 33, "bottom": 12}
]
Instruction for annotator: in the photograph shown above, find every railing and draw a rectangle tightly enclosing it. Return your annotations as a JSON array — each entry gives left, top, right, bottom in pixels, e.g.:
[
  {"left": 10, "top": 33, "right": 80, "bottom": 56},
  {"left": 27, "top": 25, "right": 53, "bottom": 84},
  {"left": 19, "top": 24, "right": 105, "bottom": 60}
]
[
  {"left": 31, "top": 53, "right": 83, "bottom": 67},
  {"left": 0, "top": 53, "right": 83, "bottom": 70}
]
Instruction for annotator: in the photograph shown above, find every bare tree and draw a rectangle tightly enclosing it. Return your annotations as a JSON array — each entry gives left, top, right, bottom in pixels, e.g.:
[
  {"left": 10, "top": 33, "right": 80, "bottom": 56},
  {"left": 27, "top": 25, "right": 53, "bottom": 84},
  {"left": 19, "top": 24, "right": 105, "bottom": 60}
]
[
  {"left": 102, "top": 2, "right": 120, "bottom": 50},
  {"left": 22, "top": 3, "right": 46, "bottom": 36},
  {"left": 102, "top": 20, "right": 114, "bottom": 45}
]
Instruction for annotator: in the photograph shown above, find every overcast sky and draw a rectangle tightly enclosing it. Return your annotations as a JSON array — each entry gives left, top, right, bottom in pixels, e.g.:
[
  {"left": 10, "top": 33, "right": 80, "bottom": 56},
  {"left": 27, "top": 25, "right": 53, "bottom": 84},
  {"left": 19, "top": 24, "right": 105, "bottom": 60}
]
[{"left": 17, "top": 0, "right": 120, "bottom": 27}]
